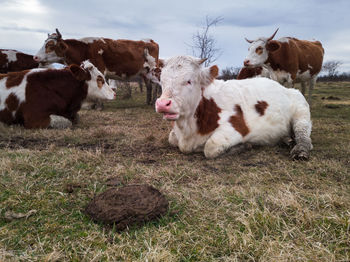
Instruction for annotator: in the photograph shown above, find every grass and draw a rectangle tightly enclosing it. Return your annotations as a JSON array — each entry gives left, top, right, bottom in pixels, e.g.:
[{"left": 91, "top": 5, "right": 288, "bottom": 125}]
[{"left": 0, "top": 82, "right": 349, "bottom": 261}]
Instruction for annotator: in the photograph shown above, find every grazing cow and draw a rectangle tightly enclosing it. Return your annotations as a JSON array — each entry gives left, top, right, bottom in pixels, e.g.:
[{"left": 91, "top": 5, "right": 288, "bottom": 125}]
[
  {"left": 0, "top": 60, "right": 115, "bottom": 129},
  {"left": 155, "top": 56, "right": 312, "bottom": 160},
  {"left": 243, "top": 29, "right": 324, "bottom": 104},
  {"left": 34, "top": 29, "right": 160, "bottom": 105},
  {"left": 0, "top": 49, "right": 40, "bottom": 73}
]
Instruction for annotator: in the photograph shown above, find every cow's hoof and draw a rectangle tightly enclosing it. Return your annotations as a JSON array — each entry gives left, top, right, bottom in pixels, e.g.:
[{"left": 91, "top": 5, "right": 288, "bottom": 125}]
[{"left": 290, "top": 144, "right": 310, "bottom": 161}]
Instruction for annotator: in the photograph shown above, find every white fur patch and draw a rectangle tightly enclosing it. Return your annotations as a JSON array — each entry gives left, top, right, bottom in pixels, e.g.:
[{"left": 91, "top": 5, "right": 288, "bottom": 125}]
[
  {"left": 278, "top": 37, "right": 290, "bottom": 43},
  {"left": 0, "top": 75, "right": 27, "bottom": 113},
  {"left": 79, "top": 37, "right": 106, "bottom": 44},
  {"left": 2, "top": 50, "right": 17, "bottom": 63},
  {"left": 98, "top": 49, "right": 104, "bottom": 55}
]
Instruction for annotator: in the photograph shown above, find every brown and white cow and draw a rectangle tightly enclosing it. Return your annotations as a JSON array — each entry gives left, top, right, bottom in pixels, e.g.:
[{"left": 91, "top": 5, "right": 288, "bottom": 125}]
[
  {"left": 0, "top": 60, "right": 115, "bottom": 129},
  {"left": 237, "top": 66, "right": 267, "bottom": 80},
  {"left": 155, "top": 56, "right": 312, "bottom": 160},
  {"left": 243, "top": 29, "right": 324, "bottom": 104},
  {"left": 34, "top": 29, "right": 160, "bottom": 105},
  {"left": 0, "top": 49, "right": 40, "bottom": 73}
]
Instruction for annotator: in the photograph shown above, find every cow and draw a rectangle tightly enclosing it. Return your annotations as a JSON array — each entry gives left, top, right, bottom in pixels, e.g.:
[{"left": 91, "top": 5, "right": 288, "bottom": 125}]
[
  {"left": 0, "top": 49, "right": 40, "bottom": 73},
  {"left": 242, "top": 29, "right": 324, "bottom": 104},
  {"left": 33, "top": 29, "right": 160, "bottom": 105},
  {"left": 155, "top": 56, "right": 312, "bottom": 160},
  {"left": 0, "top": 60, "right": 116, "bottom": 129}
]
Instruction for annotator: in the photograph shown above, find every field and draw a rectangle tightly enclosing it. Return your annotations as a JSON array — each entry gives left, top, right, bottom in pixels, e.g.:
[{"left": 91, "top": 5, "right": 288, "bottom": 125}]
[{"left": 0, "top": 82, "right": 349, "bottom": 261}]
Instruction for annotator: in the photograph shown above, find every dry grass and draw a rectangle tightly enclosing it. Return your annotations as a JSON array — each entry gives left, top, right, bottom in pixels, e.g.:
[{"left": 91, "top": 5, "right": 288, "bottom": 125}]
[{"left": 0, "top": 82, "right": 349, "bottom": 261}]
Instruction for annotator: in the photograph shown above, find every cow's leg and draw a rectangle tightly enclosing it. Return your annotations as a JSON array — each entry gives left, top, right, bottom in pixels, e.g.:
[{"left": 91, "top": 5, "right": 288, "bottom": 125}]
[
  {"left": 204, "top": 129, "right": 243, "bottom": 159},
  {"left": 301, "top": 81, "right": 307, "bottom": 96},
  {"left": 290, "top": 102, "right": 312, "bottom": 160},
  {"left": 143, "top": 77, "right": 152, "bottom": 105},
  {"left": 308, "top": 77, "right": 316, "bottom": 106},
  {"left": 49, "top": 115, "right": 73, "bottom": 129}
]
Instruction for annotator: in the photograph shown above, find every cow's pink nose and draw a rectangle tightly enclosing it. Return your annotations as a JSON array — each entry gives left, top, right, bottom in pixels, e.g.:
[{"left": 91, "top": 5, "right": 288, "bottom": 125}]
[
  {"left": 33, "top": 56, "right": 40, "bottom": 62},
  {"left": 244, "top": 60, "right": 250, "bottom": 66},
  {"left": 156, "top": 99, "right": 172, "bottom": 112}
]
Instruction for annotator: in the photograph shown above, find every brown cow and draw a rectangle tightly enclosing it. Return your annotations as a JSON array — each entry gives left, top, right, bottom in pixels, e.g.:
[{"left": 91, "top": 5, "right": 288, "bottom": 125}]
[
  {"left": 0, "top": 61, "right": 115, "bottom": 129},
  {"left": 243, "top": 29, "right": 324, "bottom": 104},
  {"left": 0, "top": 49, "right": 40, "bottom": 73},
  {"left": 34, "top": 29, "right": 160, "bottom": 105}
]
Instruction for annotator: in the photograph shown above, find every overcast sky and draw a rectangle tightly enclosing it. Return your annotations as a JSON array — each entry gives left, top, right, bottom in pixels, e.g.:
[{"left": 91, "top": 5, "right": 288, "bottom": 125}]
[{"left": 1, "top": 0, "right": 349, "bottom": 73}]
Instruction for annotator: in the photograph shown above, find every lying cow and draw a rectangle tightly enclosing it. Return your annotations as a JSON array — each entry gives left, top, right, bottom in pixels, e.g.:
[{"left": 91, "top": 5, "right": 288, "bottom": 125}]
[
  {"left": 0, "top": 49, "right": 40, "bottom": 73},
  {"left": 155, "top": 56, "right": 312, "bottom": 160},
  {"left": 243, "top": 29, "right": 324, "bottom": 104},
  {"left": 0, "top": 60, "right": 115, "bottom": 129},
  {"left": 34, "top": 29, "right": 160, "bottom": 105}
]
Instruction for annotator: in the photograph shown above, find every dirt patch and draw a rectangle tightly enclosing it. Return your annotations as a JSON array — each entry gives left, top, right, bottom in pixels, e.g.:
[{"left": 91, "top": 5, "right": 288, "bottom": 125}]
[
  {"left": 84, "top": 184, "right": 168, "bottom": 230},
  {"left": 322, "top": 96, "right": 341, "bottom": 100}
]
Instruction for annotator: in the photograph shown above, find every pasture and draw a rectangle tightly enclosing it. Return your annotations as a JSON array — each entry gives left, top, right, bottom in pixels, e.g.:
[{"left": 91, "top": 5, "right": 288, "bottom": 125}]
[{"left": 0, "top": 82, "right": 349, "bottom": 261}]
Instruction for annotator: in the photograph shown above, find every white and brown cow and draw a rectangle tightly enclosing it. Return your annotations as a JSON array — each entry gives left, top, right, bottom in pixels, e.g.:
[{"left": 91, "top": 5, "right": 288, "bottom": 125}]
[
  {"left": 242, "top": 29, "right": 324, "bottom": 104},
  {"left": 0, "top": 60, "right": 115, "bottom": 129},
  {"left": 0, "top": 49, "right": 40, "bottom": 73},
  {"left": 34, "top": 29, "right": 160, "bottom": 105},
  {"left": 155, "top": 56, "right": 312, "bottom": 160}
]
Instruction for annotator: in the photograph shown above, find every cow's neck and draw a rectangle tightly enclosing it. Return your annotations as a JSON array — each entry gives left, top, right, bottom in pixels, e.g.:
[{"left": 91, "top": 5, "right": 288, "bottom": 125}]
[{"left": 63, "top": 39, "right": 89, "bottom": 65}]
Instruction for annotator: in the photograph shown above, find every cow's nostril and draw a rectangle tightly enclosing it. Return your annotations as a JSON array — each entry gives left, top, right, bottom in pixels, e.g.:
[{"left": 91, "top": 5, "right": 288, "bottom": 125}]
[{"left": 166, "top": 100, "right": 171, "bottom": 107}]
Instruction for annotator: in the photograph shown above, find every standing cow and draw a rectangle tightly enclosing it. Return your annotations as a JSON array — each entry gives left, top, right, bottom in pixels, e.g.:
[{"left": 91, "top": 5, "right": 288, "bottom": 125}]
[
  {"left": 0, "top": 49, "right": 40, "bottom": 73},
  {"left": 0, "top": 61, "right": 115, "bottom": 129},
  {"left": 33, "top": 29, "right": 160, "bottom": 105},
  {"left": 155, "top": 56, "right": 312, "bottom": 160},
  {"left": 242, "top": 29, "right": 324, "bottom": 104}
]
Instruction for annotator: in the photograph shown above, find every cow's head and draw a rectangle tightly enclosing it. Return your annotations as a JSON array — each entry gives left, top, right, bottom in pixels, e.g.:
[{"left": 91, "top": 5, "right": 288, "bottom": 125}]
[
  {"left": 243, "top": 28, "right": 280, "bottom": 67},
  {"left": 34, "top": 29, "right": 67, "bottom": 64},
  {"left": 69, "top": 60, "right": 116, "bottom": 100},
  {"left": 155, "top": 56, "right": 218, "bottom": 121}
]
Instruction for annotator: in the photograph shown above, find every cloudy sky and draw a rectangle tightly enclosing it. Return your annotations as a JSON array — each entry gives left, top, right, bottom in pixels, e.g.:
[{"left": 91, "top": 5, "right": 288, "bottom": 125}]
[{"left": 1, "top": 0, "right": 349, "bottom": 73}]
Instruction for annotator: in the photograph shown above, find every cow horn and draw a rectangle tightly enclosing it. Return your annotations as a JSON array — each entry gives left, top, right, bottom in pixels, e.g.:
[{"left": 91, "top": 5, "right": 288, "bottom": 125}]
[
  {"left": 245, "top": 37, "right": 254, "bottom": 43},
  {"left": 55, "top": 28, "right": 62, "bottom": 39},
  {"left": 267, "top": 28, "right": 279, "bottom": 41},
  {"left": 198, "top": 58, "right": 207, "bottom": 65}
]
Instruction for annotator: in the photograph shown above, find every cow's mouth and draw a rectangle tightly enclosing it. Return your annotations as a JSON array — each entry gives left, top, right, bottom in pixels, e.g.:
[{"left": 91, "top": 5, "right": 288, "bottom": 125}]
[{"left": 163, "top": 112, "right": 179, "bottom": 120}]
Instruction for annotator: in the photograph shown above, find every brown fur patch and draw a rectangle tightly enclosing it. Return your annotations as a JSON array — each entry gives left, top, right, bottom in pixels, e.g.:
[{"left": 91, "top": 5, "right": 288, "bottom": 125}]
[
  {"left": 237, "top": 67, "right": 263, "bottom": 79},
  {"left": 229, "top": 105, "right": 250, "bottom": 137},
  {"left": 5, "top": 93, "right": 19, "bottom": 111},
  {"left": 255, "top": 46, "right": 263, "bottom": 55},
  {"left": 195, "top": 97, "right": 221, "bottom": 135},
  {"left": 6, "top": 70, "right": 29, "bottom": 88},
  {"left": 255, "top": 101, "right": 269, "bottom": 116}
]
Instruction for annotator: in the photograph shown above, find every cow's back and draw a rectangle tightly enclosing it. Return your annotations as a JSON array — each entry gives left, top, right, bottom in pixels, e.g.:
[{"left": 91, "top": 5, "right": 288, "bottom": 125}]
[
  {"left": 292, "top": 38, "right": 324, "bottom": 76},
  {"left": 87, "top": 38, "right": 159, "bottom": 78},
  {"left": 267, "top": 38, "right": 324, "bottom": 79}
]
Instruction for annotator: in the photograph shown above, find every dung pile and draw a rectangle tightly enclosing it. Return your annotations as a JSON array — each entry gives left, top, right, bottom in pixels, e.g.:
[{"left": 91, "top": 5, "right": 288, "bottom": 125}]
[{"left": 85, "top": 184, "right": 168, "bottom": 230}]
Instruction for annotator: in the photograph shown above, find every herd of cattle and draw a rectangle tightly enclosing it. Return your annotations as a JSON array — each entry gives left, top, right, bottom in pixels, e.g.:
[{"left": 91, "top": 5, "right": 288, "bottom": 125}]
[{"left": 0, "top": 28, "right": 324, "bottom": 159}]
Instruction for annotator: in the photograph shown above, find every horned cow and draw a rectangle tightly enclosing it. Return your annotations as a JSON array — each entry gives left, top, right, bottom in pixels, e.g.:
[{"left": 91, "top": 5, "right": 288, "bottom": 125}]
[
  {"left": 242, "top": 29, "right": 324, "bottom": 104},
  {"left": 34, "top": 29, "right": 160, "bottom": 105}
]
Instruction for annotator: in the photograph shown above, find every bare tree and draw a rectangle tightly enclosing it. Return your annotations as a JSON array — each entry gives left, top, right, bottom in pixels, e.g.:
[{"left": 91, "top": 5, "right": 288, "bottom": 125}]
[
  {"left": 322, "top": 60, "right": 343, "bottom": 76},
  {"left": 191, "top": 15, "right": 223, "bottom": 66},
  {"left": 219, "top": 66, "right": 241, "bottom": 80}
]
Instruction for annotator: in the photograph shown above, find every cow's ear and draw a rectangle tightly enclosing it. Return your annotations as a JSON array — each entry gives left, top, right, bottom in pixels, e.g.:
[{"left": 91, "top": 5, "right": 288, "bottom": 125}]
[
  {"left": 266, "top": 40, "right": 280, "bottom": 52},
  {"left": 69, "top": 64, "right": 89, "bottom": 81},
  {"left": 201, "top": 65, "right": 219, "bottom": 87},
  {"left": 57, "top": 41, "right": 68, "bottom": 53},
  {"left": 210, "top": 65, "right": 219, "bottom": 80}
]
